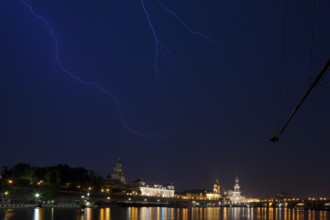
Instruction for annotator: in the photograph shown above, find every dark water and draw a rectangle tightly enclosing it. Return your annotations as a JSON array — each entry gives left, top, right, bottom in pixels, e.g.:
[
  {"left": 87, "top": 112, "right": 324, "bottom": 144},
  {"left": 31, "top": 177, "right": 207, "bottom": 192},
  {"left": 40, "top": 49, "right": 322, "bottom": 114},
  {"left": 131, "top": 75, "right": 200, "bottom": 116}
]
[{"left": 0, "top": 207, "right": 329, "bottom": 220}]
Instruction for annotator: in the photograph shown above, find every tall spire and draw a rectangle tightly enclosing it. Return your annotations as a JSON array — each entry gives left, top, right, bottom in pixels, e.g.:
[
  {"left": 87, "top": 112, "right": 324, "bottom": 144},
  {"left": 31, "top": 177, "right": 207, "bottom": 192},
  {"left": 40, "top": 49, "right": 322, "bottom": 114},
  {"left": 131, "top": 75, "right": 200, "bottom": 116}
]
[
  {"left": 111, "top": 158, "right": 126, "bottom": 184},
  {"left": 234, "top": 176, "right": 240, "bottom": 192},
  {"left": 213, "top": 178, "right": 220, "bottom": 194}
]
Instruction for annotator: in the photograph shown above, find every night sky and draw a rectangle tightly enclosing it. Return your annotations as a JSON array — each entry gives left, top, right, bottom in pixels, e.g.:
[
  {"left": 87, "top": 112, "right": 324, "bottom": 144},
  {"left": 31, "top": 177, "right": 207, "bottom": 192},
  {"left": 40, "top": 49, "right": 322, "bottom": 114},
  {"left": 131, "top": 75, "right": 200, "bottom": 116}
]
[{"left": 1, "top": 0, "right": 330, "bottom": 198}]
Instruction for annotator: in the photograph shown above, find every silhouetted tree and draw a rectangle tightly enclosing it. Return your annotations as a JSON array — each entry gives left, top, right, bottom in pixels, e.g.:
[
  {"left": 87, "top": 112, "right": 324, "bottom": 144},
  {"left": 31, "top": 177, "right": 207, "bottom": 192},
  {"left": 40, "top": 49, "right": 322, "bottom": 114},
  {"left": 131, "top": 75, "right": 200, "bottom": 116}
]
[
  {"left": 11, "top": 163, "right": 36, "bottom": 185},
  {"left": 3, "top": 163, "right": 106, "bottom": 190}
]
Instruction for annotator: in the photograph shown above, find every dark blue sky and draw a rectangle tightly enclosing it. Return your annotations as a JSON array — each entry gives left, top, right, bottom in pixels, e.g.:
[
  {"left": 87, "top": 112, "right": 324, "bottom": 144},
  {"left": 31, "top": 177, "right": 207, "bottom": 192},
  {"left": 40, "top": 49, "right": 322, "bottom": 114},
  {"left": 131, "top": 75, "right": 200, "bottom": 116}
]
[{"left": 1, "top": 0, "right": 330, "bottom": 198}]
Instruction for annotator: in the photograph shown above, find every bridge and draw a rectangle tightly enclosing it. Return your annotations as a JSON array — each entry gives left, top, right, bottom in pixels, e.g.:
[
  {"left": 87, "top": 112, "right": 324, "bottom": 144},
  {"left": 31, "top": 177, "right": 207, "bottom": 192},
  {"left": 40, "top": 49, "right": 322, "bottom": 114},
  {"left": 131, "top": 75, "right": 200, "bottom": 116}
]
[{"left": 249, "top": 198, "right": 330, "bottom": 210}]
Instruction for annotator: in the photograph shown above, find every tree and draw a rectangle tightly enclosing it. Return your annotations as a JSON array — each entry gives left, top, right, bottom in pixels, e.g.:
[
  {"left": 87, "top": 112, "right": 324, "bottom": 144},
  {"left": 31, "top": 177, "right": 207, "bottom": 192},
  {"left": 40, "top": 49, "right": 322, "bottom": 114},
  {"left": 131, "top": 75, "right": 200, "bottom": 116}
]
[{"left": 11, "top": 163, "right": 36, "bottom": 185}]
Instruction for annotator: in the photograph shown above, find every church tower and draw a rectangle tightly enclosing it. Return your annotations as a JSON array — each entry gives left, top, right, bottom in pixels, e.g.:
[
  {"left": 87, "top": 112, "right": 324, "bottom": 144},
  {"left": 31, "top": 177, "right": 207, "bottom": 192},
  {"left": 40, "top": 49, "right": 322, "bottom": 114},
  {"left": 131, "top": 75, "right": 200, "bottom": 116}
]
[
  {"left": 234, "top": 176, "right": 240, "bottom": 193},
  {"left": 111, "top": 159, "right": 126, "bottom": 184},
  {"left": 227, "top": 176, "right": 245, "bottom": 205},
  {"left": 213, "top": 178, "right": 221, "bottom": 194}
]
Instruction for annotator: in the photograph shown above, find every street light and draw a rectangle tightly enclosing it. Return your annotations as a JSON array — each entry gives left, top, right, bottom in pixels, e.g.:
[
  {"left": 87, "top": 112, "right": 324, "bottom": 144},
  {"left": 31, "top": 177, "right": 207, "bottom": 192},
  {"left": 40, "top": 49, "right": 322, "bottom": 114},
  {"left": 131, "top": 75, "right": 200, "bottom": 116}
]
[{"left": 35, "top": 193, "right": 40, "bottom": 200}]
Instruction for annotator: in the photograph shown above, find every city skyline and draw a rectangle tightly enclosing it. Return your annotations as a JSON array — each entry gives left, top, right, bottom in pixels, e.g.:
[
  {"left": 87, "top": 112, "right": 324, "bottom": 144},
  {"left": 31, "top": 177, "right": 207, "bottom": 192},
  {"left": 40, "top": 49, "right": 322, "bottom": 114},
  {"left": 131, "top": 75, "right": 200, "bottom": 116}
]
[
  {"left": 1, "top": 0, "right": 330, "bottom": 199},
  {"left": 1, "top": 159, "right": 328, "bottom": 200}
]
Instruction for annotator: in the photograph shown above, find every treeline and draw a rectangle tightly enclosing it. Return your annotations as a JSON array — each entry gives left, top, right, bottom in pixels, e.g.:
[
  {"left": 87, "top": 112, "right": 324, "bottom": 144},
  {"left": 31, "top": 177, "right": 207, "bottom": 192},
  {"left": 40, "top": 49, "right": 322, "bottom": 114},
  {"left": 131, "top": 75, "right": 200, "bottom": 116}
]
[{"left": 1, "top": 163, "right": 105, "bottom": 190}]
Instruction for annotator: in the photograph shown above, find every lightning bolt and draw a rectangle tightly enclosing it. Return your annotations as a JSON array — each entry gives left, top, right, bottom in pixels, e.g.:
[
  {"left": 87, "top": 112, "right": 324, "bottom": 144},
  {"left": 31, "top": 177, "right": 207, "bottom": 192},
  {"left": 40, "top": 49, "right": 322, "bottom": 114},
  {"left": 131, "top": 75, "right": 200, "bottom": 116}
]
[
  {"left": 140, "top": 0, "right": 172, "bottom": 85},
  {"left": 157, "top": 0, "right": 212, "bottom": 42},
  {"left": 140, "top": 0, "right": 211, "bottom": 83},
  {"left": 20, "top": 0, "right": 168, "bottom": 138}
]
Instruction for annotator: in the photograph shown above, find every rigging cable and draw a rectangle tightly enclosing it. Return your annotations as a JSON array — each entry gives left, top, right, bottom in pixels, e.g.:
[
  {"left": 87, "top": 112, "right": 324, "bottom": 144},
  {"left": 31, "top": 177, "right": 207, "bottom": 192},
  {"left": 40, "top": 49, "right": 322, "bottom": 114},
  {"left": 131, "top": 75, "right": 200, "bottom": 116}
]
[
  {"left": 270, "top": 59, "right": 330, "bottom": 142},
  {"left": 270, "top": 0, "right": 330, "bottom": 142}
]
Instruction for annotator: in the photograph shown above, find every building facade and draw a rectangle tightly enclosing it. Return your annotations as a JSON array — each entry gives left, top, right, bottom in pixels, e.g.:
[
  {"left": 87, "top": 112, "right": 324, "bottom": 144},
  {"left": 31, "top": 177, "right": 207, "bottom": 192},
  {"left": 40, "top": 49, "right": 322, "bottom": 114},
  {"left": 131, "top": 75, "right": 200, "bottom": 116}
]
[
  {"left": 110, "top": 159, "right": 126, "bottom": 184},
  {"left": 134, "top": 179, "right": 175, "bottom": 198},
  {"left": 206, "top": 179, "right": 221, "bottom": 200},
  {"left": 227, "top": 176, "right": 245, "bottom": 204},
  {"left": 104, "top": 159, "right": 127, "bottom": 191}
]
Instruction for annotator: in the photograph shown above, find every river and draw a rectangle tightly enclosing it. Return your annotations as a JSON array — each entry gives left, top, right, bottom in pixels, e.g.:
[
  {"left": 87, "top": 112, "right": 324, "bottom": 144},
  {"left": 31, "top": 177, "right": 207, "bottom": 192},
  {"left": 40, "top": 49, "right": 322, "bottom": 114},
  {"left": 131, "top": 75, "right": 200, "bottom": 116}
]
[{"left": 0, "top": 207, "right": 329, "bottom": 220}]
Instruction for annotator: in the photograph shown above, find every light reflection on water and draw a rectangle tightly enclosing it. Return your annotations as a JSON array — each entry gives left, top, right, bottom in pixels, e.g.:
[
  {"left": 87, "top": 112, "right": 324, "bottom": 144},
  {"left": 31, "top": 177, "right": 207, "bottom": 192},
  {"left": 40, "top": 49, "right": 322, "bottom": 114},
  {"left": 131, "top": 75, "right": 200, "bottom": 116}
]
[{"left": 1, "top": 207, "right": 329, "bottom": 220}]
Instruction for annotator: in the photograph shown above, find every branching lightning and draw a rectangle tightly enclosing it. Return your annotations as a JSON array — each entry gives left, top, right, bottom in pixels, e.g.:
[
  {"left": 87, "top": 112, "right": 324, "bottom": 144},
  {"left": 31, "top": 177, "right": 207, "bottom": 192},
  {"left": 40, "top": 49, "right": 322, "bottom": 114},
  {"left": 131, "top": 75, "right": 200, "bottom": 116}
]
[
  {"left": 140, "top": 0, "right": 172, "bottom": 84},
  {"left": 20, "top": 0, "right": 209, "bottom": 137},
  {"left": 140, "top": 0, "right": 211, "bottom": 83},
  {"left": 157, "top": 0, "right": 212, "bottom": 42},
  {"left": 20, "top": 0, "right": 168, "bottom": 138}
]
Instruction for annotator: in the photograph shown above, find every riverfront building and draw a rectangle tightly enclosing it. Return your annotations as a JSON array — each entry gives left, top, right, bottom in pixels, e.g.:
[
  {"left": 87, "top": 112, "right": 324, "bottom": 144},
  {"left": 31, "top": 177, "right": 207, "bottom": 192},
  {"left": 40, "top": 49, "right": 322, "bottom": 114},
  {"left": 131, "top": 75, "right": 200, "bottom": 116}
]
[
  {"left": 133, "top": 179, "right": 175, "bottom": 198},
  {"left": 179, "top": 179, "right": 221, "bottom": 200},
  {"left": 205, "top": 179, "right": 221, "bottom": 200},
  {"left": 110, "top": 159, "right": 126, "bottom": 184},
  {"left": 227, "top": 176, "right": 245, "bottom": 204},
  {"left": 104, "top": 159, "right": 127, "bottom": 191},
  {"left": 103, "top": 159, "right": 175, "bottom": 197}
]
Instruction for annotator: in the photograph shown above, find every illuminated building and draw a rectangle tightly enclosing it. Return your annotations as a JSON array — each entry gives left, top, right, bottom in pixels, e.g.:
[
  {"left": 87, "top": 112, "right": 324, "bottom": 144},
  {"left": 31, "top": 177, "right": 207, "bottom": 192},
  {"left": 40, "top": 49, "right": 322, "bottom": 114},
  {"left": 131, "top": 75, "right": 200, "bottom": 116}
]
[
  {"left": 133, "top": 179, "right": 175, "bottom": 198},
  {"left": 110, "top": 159, "right": 126, "bottom": 184},
  {"left": 104, "top": 159, "right": 126, "bottom": 191},
  {"left": 227, "top": 176, "right": 245, "bottom": 204},
  {"left": 206, "top": 179, "right": 221, "bottom": 200},
  {"left": 179, "top": 179, "right": 221, "bottom": 200},
  {"left": 213, "top": 179, "right": 221, "bottom": 194}
]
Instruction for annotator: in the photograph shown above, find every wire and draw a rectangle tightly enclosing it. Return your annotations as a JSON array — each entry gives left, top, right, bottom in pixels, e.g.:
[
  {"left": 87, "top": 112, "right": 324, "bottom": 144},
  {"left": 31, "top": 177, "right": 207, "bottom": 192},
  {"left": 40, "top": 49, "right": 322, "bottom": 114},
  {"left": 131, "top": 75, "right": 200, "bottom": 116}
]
[{"left": 271, "top": 59, "right": 330, "bottom": 142}]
